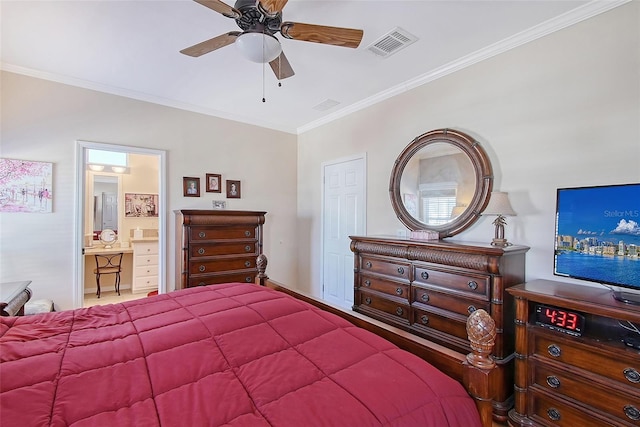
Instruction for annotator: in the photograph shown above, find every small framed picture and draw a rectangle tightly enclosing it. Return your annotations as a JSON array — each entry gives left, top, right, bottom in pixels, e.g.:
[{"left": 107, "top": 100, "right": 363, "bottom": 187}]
[
  {"left": 212, "top": 200, "right": 227, "bottom": 209},
  {"left": 183, "top": 177, "right": 200, "bottom": 197},
  {"left": 206, "top": 173, "right": 222, "bottom": 193},
  {"left": 226, "top": 180, "right": 241, "bottom": 198}
]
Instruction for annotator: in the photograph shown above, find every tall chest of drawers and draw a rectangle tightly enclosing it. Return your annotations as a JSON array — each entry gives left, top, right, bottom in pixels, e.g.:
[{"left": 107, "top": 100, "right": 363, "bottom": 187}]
[
  {"left": 350, "top": 235, "right": 529, "bottom": 421},
  {"left": 175, "top": 210, "right": 266, "bottom": 289},
  {"left": 508, "top": 280, "right": 640, "bottom": 427}
]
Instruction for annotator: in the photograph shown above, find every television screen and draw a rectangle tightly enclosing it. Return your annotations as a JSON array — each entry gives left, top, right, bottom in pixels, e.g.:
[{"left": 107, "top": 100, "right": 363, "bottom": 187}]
[{"left": 554, "top": 183, "right": 640, "bottom": 297}]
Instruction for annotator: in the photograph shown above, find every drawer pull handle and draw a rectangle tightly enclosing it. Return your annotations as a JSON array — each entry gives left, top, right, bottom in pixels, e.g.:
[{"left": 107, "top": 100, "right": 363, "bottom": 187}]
[
  {"left": 395, "top": 287, "right": 403, "bottom": 296},
  {"left": 623, "top": 368, "right": 640, "bottom": 383},
  {"left": 546, "top": 376, "right": 561, "bottom": 389},
  {"left": 198, "top": 248, "right": 205, "bottom": 255},
  {"left": 245, "top": 245, "right": 251, "bottom": 252},
  {"left": 624, "top": 405, "right": 640, "bottom": 421},
  {"left": 198, "top": 282, "right": 205, "bottom": 287},
  {"left": 365, "top": 261, "right": 372, "bottom": 268},
  {"left": 245, "top": 276, "right": 252, "bottom": 282},
  {"left": 397, "top": 267, "right": 405, "bottom": 275},
  {"left": 467, "top": 305, "right": 477, "bottom": 314},
  {"left": 198, "top": 265, "right": 206, "bottom": 272},
  {"left": 467, "top": 281, "right": 478, "bottom": 290},
  {"left": 395, "top": 307, "right": 403, "bottom": 316},
  {"left": 421, "top": 315, "right": 429, "bottom": 325},
  {"left": 364, "top": 280, "right": 371, "bottom": 287},
  {"left": 365, "top": 297, "right": 372, "bottom": 305},
  {"left": 245, "top": 230, "right": 251, "bottom": 237},
  {"left": 421, "top": 271, "right": 429, "bottom": 280},
  {"left": 198, "top": 231, "right": 206, "bottom": 238},
  {"left": 421, "top": 293, "right": 429, "bottom": 302},
  {"left": 547, "top": 344, "right": 561, "bottom": 358},
  {"left": 245, "top": 261, "right": 251, "bottom": 267},
  {"left": 547, "top": 408, "right": 561, "bottom": 421}
]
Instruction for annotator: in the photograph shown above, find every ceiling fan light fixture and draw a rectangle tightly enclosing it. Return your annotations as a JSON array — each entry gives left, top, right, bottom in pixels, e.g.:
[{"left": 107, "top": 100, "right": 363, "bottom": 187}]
[{"left": 235, "top": 32, "right": 282, "bottom": 63}]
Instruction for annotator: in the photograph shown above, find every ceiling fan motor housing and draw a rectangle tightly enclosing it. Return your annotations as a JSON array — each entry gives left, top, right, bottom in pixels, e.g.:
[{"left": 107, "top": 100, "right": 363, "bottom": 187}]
[{"left": 235, "top": 0, "right": 282, "bottom": 34}]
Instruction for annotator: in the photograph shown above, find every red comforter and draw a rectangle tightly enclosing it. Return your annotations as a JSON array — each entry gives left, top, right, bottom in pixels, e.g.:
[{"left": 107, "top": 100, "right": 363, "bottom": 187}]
[{"left": 1, "top": 283, "right": 481, "bottom": 426}]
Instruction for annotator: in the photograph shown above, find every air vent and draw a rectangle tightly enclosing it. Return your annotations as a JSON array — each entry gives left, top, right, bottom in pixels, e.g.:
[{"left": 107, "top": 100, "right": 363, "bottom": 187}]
[
  {"left": 366, "top": 27, "right": 418, "bottom": 58},
  {"left": 313, "top": 99, "right": 341, "bottom": 111}
]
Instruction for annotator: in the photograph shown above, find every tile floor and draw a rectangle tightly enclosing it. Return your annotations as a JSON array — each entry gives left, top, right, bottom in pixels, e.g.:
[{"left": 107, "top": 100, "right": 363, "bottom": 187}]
[{"left": 83, "top": 289, "right": 150, "bottom": 307}]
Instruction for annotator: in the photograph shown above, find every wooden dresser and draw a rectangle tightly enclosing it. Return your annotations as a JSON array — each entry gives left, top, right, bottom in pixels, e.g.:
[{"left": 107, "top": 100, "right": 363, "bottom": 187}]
[
  {"left": 508, "top": 279, "right": 640, "bottom": 427},
  {"left": 175, "top": 210, "right": 266, "bottom": 289},
  {"left": 350, "top": 235, "right": 529, "bottom": 420}
]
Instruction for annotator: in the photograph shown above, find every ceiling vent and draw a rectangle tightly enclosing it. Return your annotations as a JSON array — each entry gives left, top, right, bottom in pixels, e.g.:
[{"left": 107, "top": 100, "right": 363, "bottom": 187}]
[
  {"left": 366, "top": 27, "right": 418, "bottom": 58},
  {"left": 313, "top": 99, "right": 341, "bottom": 111}
]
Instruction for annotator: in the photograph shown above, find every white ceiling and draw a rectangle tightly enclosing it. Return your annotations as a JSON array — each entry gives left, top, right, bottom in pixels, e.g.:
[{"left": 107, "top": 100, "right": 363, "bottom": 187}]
[{"left": 1, "top": 1, "right": 626, "bottom": 134}]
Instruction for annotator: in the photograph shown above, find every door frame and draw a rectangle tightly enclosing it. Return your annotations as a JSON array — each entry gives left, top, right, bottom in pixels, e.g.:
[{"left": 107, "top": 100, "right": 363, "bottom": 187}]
[
  {"left": 321, "top": 153, "right": 366, "bottom": 306},
  {"left": 73, "top": 140, "right": 167, "bottom": 308}
]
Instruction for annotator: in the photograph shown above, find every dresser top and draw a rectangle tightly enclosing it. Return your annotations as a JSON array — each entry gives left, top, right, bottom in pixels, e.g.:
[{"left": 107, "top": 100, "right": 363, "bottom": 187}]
[{"left": 350, "top": 235, "right": 529, "bottom": 255}]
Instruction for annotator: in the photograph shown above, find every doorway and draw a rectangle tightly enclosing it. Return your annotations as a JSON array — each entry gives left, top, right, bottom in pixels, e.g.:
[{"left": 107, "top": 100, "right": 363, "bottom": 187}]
[
  {"left": 74, "top": 141, "right": 167, "bottom": 308},
  {"left": 321, "top": 154, "right": 366, "bottom": 309}
]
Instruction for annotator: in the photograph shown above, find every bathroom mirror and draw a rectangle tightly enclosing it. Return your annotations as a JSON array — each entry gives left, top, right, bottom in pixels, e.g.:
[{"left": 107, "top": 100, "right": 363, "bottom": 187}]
[{"left": 389, "top": 129, "right": 493, "bottom": 238}]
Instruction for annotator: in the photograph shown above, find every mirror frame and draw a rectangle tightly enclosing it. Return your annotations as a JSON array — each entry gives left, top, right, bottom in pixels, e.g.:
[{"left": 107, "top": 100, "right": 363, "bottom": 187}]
[{"left": 389, "top": 128, "right": 493, "bottom": 238}]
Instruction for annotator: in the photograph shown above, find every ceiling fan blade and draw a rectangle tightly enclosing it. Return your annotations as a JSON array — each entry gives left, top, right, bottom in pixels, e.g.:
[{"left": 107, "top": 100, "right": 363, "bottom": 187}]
[
  {"left": 193, "top": 0, "right": 241, "bottom": 19},
  {"left": 269, "top": 51, "right": 295, "bottom": 80},
  {"left": 280, "top": 22, "right": 363, "bottom": 48},
  {"left": 180, "top": 32, "right": 241, "bottom": 57},
  {"left": 258, "top": 0, "right": 288, "bottom": 16}
]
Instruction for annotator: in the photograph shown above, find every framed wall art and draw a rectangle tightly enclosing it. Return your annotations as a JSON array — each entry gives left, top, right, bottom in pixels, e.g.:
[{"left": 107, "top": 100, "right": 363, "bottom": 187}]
[
  {"left": 0, "top": 158, "right": 53, "bottom": 213},
  {"left": 125, "top": 193, "right": 159, "bottom": 217},
  {"left": 206, "top": 173, "right": 222, "bottom": 193},
  {"left": 183, "top": 177, "right": 200, "bottom": 197},
  {"left": 226, "top": 180, "right": 241, "bottom": 199}
]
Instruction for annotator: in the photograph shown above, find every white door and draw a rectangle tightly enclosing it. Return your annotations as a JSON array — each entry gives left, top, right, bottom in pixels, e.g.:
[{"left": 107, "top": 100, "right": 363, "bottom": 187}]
[
  {"left": 322, "top": 155, "right": 366, "bottom": 309},
  {"left": 101, "top": 192, "right": 118, "bottom": 230}
]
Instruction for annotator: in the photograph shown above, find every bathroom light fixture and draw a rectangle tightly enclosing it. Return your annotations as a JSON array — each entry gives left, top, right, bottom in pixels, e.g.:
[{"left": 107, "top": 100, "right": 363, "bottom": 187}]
[
  {"left": 88, "top": 164, "right": 105, "bottom": 172},
  {"left": 482, "top": 192, "right": 517, "bottom": 246},
  {"left": 235, "top": 32, "right": 282, "bottom": 63},
  {"left": 111, "top": 166, "right": 127, "bottom": 174}
]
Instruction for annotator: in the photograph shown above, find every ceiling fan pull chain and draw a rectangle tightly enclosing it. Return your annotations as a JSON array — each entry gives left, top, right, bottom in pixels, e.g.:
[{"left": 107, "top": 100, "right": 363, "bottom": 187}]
[{"left": 262, "top": 34, "right": 267, "bottom": 102}]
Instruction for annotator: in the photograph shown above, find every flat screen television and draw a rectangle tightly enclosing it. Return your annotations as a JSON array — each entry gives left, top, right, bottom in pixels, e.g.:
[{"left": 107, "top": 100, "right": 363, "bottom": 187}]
[{"left": 554, "top": 183, "right": 640, "bottom": 304}]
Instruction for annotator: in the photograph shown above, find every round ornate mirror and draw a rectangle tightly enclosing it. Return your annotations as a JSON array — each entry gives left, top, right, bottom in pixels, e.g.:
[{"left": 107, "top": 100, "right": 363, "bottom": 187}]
[{"left": 389, "top": 129, "right": 493, "bottom": 238}]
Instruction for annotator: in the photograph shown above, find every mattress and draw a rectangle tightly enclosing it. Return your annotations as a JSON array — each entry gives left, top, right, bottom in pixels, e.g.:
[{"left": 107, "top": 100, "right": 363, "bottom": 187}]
[{"left": 0, "top": 283, "right": 482, "bottom": 426}]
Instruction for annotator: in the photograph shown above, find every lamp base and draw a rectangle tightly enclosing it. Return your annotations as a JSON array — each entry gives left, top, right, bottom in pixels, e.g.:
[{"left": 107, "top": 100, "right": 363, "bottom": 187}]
[{"left": 491, "top": 238, "right": 512, "bottom": 247}]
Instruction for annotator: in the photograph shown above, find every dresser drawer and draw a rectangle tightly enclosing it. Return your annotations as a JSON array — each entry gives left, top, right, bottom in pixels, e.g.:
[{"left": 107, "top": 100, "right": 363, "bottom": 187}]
[
  {"left": 411, "top": 306, "right": 468, "bottom": 341},
  {"left": 359, "top": 256, "right": 410, "bottom": 283},
  {"left": 135, "top": 254, "right": 158, "bottom": 267},
  {"left": 530, "top": 388, "right": 618, "bottom": 427},
  {"left": 133, "top": 275, "right": 158, "bottom": 290},
  {"left": 190, "top": 242, "right": 257, "bottom": 258},
  {"left": 412, "top": 285, "right": 489, "bottom": 316},
  {"left": 135, "top": 242, "right": 158, "bottom": 254},
  {"left": 188, "top": 272, "right": 256, "bottom": 287},
  {"left": 413, "top": 265, "right": 489, "bottom": 298},
  {"left": 532, "top": 361, "right": 640, "bottom": 424},
  {"left": 135, "top": 265, "right": 158, "bottom": 277},
  {"left": 357, "top": 290, "right": 410, "bottom": 322},
  {"left": 531, "top": 329, "right": 640, "bottom": 390},
  {"left": 359, "top": 275, "right": 409, "bottom": 300},
  {"left": 189, "top": 226, "right": 255, "bottom": 241},
  {"left": 189, "top": 257, "right": 255, "bottom": 275}
]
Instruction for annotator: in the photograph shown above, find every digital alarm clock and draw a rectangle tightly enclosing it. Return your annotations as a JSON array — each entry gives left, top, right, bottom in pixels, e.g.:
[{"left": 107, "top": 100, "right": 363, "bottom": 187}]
[{"left": 535, "top": 304, "right": 585, "bottom": 336}]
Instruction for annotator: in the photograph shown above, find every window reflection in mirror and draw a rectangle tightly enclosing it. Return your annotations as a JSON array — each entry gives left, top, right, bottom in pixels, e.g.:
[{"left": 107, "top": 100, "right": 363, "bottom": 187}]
[{"left": 400, "top": 143, "right": 476, "bottom": 225}]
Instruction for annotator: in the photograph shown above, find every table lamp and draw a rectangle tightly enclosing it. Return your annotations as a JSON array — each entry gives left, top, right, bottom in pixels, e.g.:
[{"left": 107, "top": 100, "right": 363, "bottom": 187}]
[{"left": 483, "top": 191, "right": 516, "bottom": 246}]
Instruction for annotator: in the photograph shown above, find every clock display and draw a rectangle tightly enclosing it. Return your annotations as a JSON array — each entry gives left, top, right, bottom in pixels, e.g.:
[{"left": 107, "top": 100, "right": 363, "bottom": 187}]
[{"left": 535, "top": 304, "right": 585, "bottom": 336}]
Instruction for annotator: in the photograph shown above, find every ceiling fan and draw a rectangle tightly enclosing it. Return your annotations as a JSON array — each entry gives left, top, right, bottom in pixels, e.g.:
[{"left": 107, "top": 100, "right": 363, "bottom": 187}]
[{"left": 180, "top": 0, "right": 364, "bottom": 80}]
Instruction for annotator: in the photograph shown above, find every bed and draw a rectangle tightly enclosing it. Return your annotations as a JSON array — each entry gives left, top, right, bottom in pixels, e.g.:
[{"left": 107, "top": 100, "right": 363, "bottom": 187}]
[{"left": 0, "top": 274, "right": 497, "bottom": 426}]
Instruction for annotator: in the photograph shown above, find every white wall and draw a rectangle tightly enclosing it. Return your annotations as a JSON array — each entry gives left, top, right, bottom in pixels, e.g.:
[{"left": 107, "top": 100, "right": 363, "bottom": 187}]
[
  {"left": 296, "top": 3, "right": 640, "bottom": 296},
  {"left": 1, "top": 73, "right": 298, "bottom": 310}
]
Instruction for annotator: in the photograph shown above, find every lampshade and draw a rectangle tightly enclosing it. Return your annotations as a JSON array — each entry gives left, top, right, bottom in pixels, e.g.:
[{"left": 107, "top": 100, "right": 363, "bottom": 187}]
[
  {"left": 483, "top": 192, "right": 516, "bottom": 216},
  {"left": 235, "top": 32, "right": 282, "bottom": 63}
]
